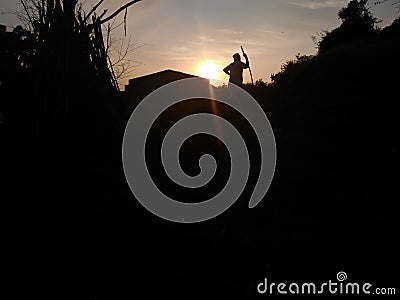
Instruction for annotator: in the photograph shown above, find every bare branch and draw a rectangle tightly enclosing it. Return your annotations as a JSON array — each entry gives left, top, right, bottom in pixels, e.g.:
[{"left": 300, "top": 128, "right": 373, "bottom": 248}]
[
  {"left": 124, "top": 8, "right": 128, "bottom": 36},
  {"left": 84, "top": 0, "right": 105, "bottom": 22},
  {"left": 19, "top": 1, "right": 35, "bottom": 31},
  {"left": 375, "top": 0, "right": 400, "bottom": 13},
  {"left": 98, "top": 9, "right": 108, "bottom": 20},
  {"left": 99, "top": 0, "right": 142, "bottom": 25}
]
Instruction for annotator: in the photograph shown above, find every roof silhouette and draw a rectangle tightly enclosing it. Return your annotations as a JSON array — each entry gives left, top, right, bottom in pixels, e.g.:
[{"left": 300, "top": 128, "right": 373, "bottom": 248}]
[
  {"left": 127, "top": 69, "right": 198, "bottom": 85},
  {"left": 123, "top": 69, "right": 209, "bottom": 114}
]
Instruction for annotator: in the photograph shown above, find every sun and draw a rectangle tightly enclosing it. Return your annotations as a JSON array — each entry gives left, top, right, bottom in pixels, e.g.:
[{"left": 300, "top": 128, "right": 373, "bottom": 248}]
[{"left": 198, "top": 62, "right": 220, "bottom": 80}]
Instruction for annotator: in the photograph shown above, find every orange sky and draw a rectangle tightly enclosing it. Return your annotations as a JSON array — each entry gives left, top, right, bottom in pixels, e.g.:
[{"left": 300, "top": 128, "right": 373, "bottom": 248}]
[{"left": 1, "top": 0, "right": 397, "bottom": 89}]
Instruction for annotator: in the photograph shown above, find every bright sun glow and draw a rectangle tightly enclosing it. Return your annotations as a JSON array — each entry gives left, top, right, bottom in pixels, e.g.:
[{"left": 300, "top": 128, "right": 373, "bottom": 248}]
[{"left": 198, "top": 62, "right": 220, "bottom": 80}]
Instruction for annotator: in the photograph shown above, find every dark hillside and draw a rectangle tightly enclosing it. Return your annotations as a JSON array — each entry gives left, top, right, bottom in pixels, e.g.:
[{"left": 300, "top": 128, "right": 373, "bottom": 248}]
[{"left": 241, "top": 19, "right": 400, "bottom": 286}]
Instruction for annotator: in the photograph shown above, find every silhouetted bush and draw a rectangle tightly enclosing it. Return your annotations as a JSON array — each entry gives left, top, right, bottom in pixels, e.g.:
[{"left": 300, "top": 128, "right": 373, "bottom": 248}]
[{"left": 270, "top": 53, "right": 314, "bottom": 86}]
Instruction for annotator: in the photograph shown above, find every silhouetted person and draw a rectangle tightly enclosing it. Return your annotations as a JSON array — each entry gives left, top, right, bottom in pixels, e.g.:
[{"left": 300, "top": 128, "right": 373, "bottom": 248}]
[{"left": 223, "top": 53, "right": 249, "bottom": 87}]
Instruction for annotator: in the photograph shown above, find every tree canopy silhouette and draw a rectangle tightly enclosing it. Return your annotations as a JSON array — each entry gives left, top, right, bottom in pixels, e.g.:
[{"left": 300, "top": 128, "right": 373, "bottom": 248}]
[{"left": 318, "top": 0, "right": 379, "bottom": 53}]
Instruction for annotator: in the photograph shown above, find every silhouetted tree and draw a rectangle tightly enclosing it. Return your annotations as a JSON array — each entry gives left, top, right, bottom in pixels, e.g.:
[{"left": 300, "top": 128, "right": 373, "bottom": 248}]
[
  {"left": 318, "top": 0, "right": 379, "bottom": 53},
  {"left": 4, "top": 0, "right": 143, "bottom": 166},
  {"left": 339, "top": 0, "right": 378, "bottom": 27}
]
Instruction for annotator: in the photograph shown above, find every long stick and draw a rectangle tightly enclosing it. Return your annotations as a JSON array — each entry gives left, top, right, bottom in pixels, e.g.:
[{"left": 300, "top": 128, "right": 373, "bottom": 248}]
[{"left": 241, "top": 46, "right": 254, "bottom": 86}]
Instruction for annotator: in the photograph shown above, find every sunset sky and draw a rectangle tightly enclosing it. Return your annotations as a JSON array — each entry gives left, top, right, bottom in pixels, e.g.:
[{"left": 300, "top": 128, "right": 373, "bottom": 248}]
[{"left": 1, "top": 0, "right": 398, "bottom": 88}]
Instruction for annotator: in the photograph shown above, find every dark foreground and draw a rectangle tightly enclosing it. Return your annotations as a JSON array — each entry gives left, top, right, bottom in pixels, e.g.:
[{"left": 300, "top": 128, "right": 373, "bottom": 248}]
[{"left": 2, "top": 27, "right": 400, "bottom": 300}]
